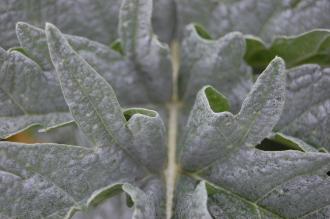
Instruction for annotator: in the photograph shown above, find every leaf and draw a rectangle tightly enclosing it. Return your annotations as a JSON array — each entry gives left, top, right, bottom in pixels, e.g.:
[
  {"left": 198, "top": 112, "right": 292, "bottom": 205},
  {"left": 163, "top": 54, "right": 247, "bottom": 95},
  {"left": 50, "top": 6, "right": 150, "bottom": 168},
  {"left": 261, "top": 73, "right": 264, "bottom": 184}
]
[
  {"left": 85, "top": 178, "right": 165, "bottom": 219},
  {"left": 122, "top": 177, "right": 166, "bottom": 219},
  {"left": 178, "top": 24, "right": 253, "bottom": 113},
  {"left": 257, "top": 132, "right": 319, "bottom": 152},
  {"left": 176, "top": 57, "right": 330, "bottom": 218},
  {"left": 0, "top": 0, "right": 175, "bottom": 49},
  {"left": 176, "top": 0, "right": 330, "bottom": 42},
  {"left": 46, "top": 23, "right": 166, "bottom": 173},
  {"left": 0, "top": 142, "right": 144, "bottom": 219},
  {"left": 245, "top": 30, "right": 330, "bottom": 71},
  {"left": 0, "top": 47, "right": 72, "bottom": 139},
  {"left": 173, "top": 177, "right": 212, "bottom": 219},
  {"left": 179, "top": 57, "right": 285, "bottom": 170},
  {"left": 0, "top": 21, "right": 167, "bottom": 219},
  {"left": 274, "top": 64, "right": 330, "bottom": 151},
  {"left": 118, "top": 0, "right": 172, "bottom": 102}
]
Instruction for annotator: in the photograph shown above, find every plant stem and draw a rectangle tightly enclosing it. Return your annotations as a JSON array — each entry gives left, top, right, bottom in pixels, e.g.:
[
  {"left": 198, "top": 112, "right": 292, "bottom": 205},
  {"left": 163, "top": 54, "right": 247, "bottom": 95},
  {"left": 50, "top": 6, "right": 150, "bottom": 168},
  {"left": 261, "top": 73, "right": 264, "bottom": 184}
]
[{"left": 166, "top": 41, "right": 180, "bottom": 219}]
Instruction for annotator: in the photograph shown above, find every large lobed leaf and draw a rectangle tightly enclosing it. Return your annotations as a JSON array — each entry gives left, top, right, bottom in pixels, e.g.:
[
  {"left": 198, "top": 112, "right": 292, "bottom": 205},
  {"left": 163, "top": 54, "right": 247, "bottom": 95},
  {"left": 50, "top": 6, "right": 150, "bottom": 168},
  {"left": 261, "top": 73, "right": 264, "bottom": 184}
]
[
  {"left": 0, "top": 20, "right": 167, "bottom": 218},
  {"left": 175, "top": 57, "right": 330, "bottom": 218}
]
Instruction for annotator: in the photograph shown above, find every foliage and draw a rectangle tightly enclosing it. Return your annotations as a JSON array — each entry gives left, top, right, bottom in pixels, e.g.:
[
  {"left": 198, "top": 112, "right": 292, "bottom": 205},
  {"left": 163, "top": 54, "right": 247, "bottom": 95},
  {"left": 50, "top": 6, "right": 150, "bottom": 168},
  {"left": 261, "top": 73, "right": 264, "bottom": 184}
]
[{"left": 1, "top": 0, "right": 330, "bottom": 218}]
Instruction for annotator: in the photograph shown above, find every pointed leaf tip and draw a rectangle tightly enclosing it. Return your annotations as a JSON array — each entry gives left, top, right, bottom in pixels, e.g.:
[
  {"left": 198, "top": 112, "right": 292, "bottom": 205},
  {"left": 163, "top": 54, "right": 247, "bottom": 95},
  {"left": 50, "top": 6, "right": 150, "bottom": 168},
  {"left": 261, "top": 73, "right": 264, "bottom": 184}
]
[
  {"left": 45, "top": 22, "right": 65, "bottom": 45},
  {"left": 272, "top": 56, "right": 285, "bottom": 69},
  {"left": 15, "top": 21, "right": 28, "bottom": 32}
]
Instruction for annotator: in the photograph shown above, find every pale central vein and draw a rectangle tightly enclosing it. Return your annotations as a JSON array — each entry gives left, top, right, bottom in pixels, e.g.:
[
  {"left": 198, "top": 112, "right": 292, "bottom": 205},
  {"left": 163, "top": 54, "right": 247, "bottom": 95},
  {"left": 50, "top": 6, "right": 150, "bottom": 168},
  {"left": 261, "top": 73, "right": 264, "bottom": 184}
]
[{"left": 166, "top": 41, "right": 180, "bottom": 219}]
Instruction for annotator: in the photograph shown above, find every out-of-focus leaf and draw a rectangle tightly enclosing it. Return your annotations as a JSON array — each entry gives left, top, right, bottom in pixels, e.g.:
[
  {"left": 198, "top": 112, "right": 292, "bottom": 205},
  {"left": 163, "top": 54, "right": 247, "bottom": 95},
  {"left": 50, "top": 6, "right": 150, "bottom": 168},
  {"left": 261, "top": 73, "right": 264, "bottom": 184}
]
[
  {"left": 0, "top": 0, "right": 175, "bottom": 49},
  {"left": 16, "top": 4, "right": 172, "bottom": 104},
  {"left": 176, "top": 0, "right": 330, "bottom": 42},
  {"left": 245, "top": 30, "right": 330, "bottom": 71}
]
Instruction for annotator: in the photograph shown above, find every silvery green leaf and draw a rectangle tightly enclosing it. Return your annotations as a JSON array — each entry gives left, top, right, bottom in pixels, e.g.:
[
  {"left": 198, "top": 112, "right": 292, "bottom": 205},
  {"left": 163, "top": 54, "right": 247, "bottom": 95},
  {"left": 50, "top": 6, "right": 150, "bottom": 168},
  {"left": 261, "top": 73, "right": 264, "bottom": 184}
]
[
  {"left": 176, "top": 57, "right": 330, "bottom": 218},
  {"left": 176, "top": 0, "right": 330, "bottom": 42},
  {"left": 118, "top": 0, "right": 172, "bottom": 103},
  {"left": 275, "top": 64, "right": 330, "bottom": 151},
  {"left": 179, "top": 57, "right": 285, "bottom": 171},
  {"left": 173, "top": 177, "right": 212, "bottom": 219},
  {"left": 202, "top": 149, "right": 330, "bottom": 218},
  {"left": 124, "top": 108, "right": 167, "bottom": 171},
  {"left": 0, "top": 0, "right": 175, "bottom": 49},
  {"left": 46, "top": 23, "right": 166, "bottom": 173},
  {"left": 0, "top": 22, "right": 167, "bottom": 219},
  {"left": 179, "top": 24, "right": 252, "bottom": 113},
  {"left": 46, "top": 23, "right": 129, "bottom": 148},
  {"left": 245, "top": 30, "right": 330, "bottom": 71},
  {"left": 0, "top": 47, "right": 72, "bottom": 139},
  {"left": 0, "top": 142, "right": 144, "bottom": 219}
]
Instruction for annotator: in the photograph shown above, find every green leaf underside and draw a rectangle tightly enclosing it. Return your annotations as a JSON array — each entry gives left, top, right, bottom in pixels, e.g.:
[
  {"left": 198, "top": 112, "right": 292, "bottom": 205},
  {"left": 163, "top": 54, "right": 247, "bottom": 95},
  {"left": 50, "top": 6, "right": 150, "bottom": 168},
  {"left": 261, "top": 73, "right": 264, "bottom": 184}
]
[
  {"left": 245, "top": 30, "right": 330, "bottom": 70},
  {"left": 0, "top": 47, "right": 72, "bottom": 139},
  {"left": 204, "top": 86, "right": 230, "bottom": 113},
  {"left": 257, "top": 132, "right": 318, "bottom": 152},
  {"left": 176, "top": 57, "right": 330, "bottom": 218}
]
